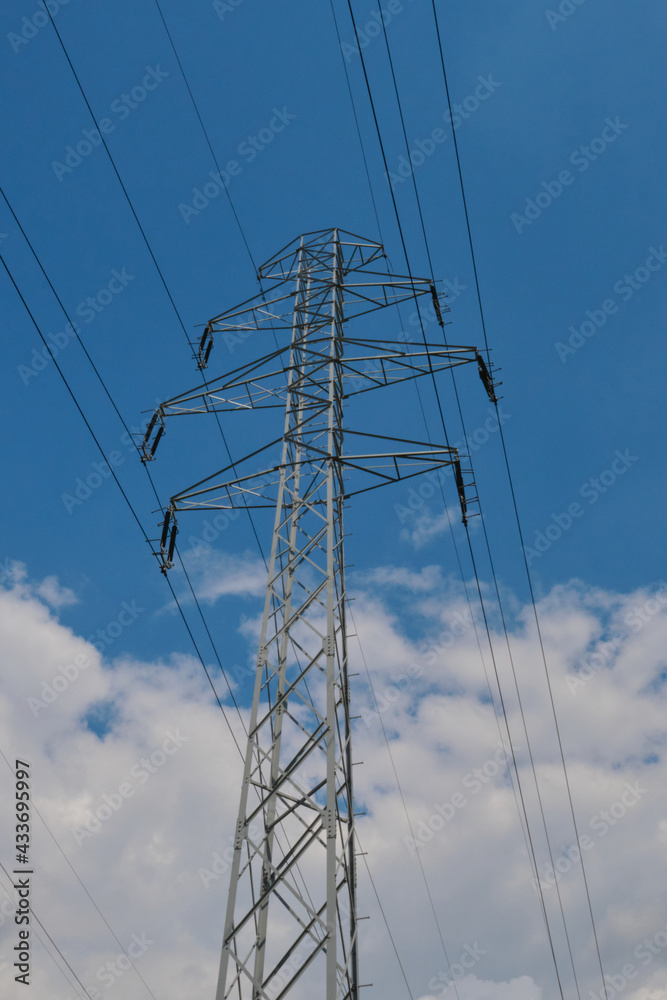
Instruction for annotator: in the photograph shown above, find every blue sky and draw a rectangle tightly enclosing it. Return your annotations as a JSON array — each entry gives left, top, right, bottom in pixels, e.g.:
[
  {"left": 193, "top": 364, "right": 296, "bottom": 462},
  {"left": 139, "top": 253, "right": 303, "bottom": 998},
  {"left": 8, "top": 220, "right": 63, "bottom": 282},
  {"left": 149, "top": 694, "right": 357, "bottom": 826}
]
[
  {"left": 1, "top": 2, "right": 667, "bottom": 999},
  {"left": 2, "top": 0, "right": 666, "bottom": 659}
]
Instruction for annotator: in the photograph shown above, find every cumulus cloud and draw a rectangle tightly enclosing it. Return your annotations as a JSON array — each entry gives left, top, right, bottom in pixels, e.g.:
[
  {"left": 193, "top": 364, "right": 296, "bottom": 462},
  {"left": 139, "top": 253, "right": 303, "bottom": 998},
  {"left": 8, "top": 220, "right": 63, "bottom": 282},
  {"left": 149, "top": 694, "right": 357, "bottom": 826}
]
[
  {"left": 399, "top": 506, "right": 461, "bottom": 549},
  {"left": 160, "top": 547, "right": 267, "bottom": 612},
  {"left": 354, "top": 564, "right": 443, "bottom": 592},
  {"left": 35, "top": 575, "right": 78, "bottom": 610},
  {"left": 0, "top": 567, "right": 666, "bottom": 1000},
  {"left": 417, "top": 974, "right": 542, "bottom": 1000}
]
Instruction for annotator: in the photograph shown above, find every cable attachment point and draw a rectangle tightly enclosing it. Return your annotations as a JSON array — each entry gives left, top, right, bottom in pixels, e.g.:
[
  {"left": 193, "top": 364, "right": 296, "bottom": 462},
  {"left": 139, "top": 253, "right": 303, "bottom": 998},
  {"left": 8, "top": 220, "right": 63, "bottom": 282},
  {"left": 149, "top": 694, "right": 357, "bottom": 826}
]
[
  {"left": 196, "top": 325, "right": 214, "bottom": 370},
  {"left": 454, "top": 457, "right": 469, "bottom": 526},
  {"left": 454, "top": 457, "right": 480, "bottom": 526},
  {"left": 141, "top": 407, "right": 165, "bottom": 462},
  {"left": 159, "top": 506, "right": 178, "bottom": 574},
  {"left": 430, "top": 283, "right": 444, "bottom": 328},
  {"left": 476, "top": 351, "right": 500, "bottom": 403}
]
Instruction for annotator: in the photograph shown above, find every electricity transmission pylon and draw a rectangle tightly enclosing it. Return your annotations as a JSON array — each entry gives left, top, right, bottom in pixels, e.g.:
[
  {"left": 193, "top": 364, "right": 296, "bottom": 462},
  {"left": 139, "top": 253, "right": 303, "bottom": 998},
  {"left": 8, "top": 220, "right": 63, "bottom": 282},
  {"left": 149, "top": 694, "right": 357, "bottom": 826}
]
[{"left": 141, "top": 228, "right": 495, "bottom": 1000}]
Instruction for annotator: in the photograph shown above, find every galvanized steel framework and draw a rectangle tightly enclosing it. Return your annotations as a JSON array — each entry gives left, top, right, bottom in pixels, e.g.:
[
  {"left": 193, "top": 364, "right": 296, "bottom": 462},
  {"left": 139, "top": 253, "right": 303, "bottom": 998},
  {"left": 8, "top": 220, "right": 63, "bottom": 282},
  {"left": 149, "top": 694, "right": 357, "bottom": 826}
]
[{"left": 142, "top": 229, "right": 492, "bottom": 1000}]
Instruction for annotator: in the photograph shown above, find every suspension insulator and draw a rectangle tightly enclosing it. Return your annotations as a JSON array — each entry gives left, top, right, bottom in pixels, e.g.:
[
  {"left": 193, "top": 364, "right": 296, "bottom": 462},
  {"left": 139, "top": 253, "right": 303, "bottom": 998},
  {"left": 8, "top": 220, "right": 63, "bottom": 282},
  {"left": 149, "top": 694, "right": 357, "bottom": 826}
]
[
  {"left": 430, "top": 284, "right": 444, "bottom": 327},
  {"left": 167, "top": 521, "right": 178, "bottom": 564},
  {"left": 141, "top": 409, "right": 165, "bottom": 462},
  {"left": 476, "top": 352, "right": 498, "bottom": 403},
  {"left": 160, "top": 508, "right": 172, "bottom": 550},
  {"left": 454, "top": 458, "right": 468, "bottom": 526},
  {"left": 150, "top": 424, "right": 165, "bottom": 457},
  {"left": 159, "top": 507, "right": 178, "bottom": 573},
  {"left": 198, "top": 328, "right": 214, "bottom": 370}
]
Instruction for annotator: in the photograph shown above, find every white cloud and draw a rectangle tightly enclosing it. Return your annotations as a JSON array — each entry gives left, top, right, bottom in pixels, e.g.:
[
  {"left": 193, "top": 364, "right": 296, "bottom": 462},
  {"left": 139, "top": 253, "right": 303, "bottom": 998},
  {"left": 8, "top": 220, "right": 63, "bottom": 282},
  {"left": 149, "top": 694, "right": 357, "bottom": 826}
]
[
  {"left": 35, "top": 575, "right": 78, "bottom": 609},
  {"left": 1, "top": 567, "right": 666, "bottom": 1000},
  {"left": 397, "top": 502, "right": 484, "bottom": 549},
  {"left": 417, "top": 974, "right": 542, "bottom": 1000},
  {"left": 354, "top": 564, "right": 443, "bottom": 592},
  {"left": 399, "top": 506, "right": 460, "bottom": 549},
  {"left": 184, "top": 548, "right": 267, "bottom": 602},
  {"left": 159, "top": 548, "right": 267, "bottom": 612}
]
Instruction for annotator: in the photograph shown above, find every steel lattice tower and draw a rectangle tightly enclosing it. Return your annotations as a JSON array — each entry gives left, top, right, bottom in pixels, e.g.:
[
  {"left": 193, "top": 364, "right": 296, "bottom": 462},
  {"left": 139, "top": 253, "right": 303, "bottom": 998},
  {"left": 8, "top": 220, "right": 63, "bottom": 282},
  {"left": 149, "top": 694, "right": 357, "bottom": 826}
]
[{"left": 142, "top": 229, "right": 494, "bottom": 1000}]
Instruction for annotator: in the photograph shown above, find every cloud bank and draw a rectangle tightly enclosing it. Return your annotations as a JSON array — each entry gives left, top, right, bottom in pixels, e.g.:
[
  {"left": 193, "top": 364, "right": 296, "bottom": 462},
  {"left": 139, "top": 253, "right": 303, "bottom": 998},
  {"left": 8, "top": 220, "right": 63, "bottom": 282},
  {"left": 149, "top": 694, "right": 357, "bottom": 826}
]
[{"left": 0, "top": 563, "right": 666, "bottom": 1000}]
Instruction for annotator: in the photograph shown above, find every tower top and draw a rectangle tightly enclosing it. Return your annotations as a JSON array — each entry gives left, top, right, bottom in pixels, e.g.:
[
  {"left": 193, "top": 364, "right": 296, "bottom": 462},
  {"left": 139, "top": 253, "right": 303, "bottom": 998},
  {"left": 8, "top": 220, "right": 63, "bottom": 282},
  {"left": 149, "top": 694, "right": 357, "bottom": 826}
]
[{"left": 258, "top": 228, "right": 386, "bottom": 281}]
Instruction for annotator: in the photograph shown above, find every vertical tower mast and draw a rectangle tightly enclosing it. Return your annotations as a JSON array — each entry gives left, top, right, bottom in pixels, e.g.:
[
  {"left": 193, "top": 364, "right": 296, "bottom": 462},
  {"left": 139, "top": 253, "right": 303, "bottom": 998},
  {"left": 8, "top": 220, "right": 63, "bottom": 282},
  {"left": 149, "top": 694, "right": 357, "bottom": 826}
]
[
  {"left": 141, "top": 228, "right": 494, "bottom": 1000},
  {"left": 216, "top": 231, "right": 358, "bottom": 1000}
]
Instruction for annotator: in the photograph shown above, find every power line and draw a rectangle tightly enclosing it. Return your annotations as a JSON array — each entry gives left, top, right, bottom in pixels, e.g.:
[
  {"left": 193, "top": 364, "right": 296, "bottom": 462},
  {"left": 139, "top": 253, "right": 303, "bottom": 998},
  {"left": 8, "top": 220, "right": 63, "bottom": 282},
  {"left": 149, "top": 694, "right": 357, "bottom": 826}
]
[
  {"left": 12, "top": 5, "right": 605, "bottom": 991},
  {"left": 42, "top": 7, "right": 191, "bottom": 345},
  {"left": 340, "top": 0, "right": 477, "bottom": 655},
  {"left": 499, "top": 419, "right": 608, "bottom": 986},
  {"left": 357, "top": 841, "right": 415, "bottom": 1000},
  {"left": 329, "top": 0, "right": 469, "bottom": 632},
  {"left": 1, "top": 203, "right": 327, "bottom": 966},
  {"left": 0, "top": 185, "right": 245, "bottom": 749},
  {"left": 151, "top": 0, "right": 257, "bottom": 274},
  {"left": 4, "top": 80, "right": 335, "bottom": 950},
  {"left": 375, "top": 0, "right": 436, "bottom": 280},
  {"left": 339, "top": 5, "right": 584, "bottom": 994},
  {"left": 40, "top": 4, "right": 264, "bottom": 563},
  {"left": 368, "top": 11, "right": 582, "bottom": 993},
  {"left": 339, "top": 9, "right": 489, "bottom": 982},
  {"left": 429, "top": 4, "right": 607, "bottom": 992},
  {"left": 43, "top": 4, "right": 365, "bottom": 732},
  {"left": 327, "top": 0, "right": 384, "bottom": 243},
  {"left": 0, "top": 250, "right": 243, "bottom": 755}
]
